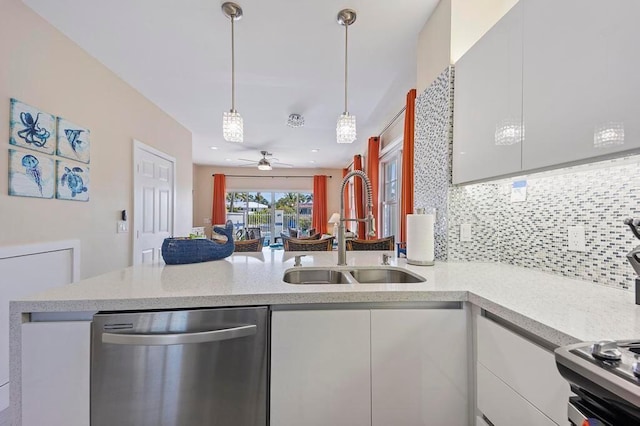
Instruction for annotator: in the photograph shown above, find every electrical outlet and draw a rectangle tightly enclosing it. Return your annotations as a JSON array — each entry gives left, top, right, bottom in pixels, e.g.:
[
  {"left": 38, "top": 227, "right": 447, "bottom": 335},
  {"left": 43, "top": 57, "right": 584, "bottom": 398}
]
[
  {"left": 460, "top": 223, "right": 472, "bottom": 242},
  {"left": 117, "top": 220, "right": 129, "bottom": 234},
  {"left": 568, "top": 225, "right": 586, "bottom": 252}
]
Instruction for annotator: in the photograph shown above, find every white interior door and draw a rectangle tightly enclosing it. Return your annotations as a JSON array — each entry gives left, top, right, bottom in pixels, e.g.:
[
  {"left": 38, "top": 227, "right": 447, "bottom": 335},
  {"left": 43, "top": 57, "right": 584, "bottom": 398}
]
[{"left": 133, "top": 141, "right": 175, "bottom": 265}]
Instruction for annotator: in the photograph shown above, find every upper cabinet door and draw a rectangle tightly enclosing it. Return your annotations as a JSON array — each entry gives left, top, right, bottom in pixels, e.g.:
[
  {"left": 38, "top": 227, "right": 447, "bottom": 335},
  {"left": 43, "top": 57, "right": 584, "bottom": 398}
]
[
  {"left": 453, "top": 1, "right": 523, "bottom": 184},
  {"left": 523, "top": 0, "right": 640, "bottom": 170}
]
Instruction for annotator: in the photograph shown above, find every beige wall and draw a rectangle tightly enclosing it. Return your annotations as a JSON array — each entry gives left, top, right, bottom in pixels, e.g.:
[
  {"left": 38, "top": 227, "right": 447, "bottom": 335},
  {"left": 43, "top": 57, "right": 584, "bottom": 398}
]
[
  {"left": 417, "top": 0, "right": 452, "bottom": 94},
  {"left": 451, "top": 0, "right": 519, "bottom": 62},
  {"left": 0, "top": 0, "right": 193, "bottom": 278},
  {"left": 193, "top": 165, "right": 343, "bottom": 234},
  {"left": 416, "top": 0, "right": 518, "bottom": 92}
]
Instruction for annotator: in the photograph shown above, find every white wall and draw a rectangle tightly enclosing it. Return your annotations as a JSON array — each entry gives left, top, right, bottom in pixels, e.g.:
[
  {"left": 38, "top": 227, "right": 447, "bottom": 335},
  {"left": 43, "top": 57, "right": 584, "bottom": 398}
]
[
  {"left": 451, "top": 0, "right": 519, "bottom": 62},
  {"left": 0, "top": 0, "right": 193, "bottom": 279},
  {"left": 416, "top": 0, "right": 518, "bottom": 92},
  {"left": 417, "top": 0, "right": 452, "bottom": 94}
]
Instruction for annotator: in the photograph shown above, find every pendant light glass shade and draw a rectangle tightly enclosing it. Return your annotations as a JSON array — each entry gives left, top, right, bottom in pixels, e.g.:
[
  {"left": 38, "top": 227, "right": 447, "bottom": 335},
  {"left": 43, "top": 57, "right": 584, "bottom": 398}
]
[
  {"left": 336, "top": 9, "right": 357, "bottom": 144},
  {"left": 222, "top": 2, "right": 243, "bottom": 143},
  {"left": 223, "top": 110, "right": 243, "bottom": 143},
  {"left": 336, "top": 113, "right": 357, "bottom": 144}
]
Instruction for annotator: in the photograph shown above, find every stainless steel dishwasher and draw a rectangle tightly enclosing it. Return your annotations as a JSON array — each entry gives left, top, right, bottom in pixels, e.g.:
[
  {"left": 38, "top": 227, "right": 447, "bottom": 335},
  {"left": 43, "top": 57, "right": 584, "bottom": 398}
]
[{"left": 91, "top": 307, "right": 268, "bottom": 426}]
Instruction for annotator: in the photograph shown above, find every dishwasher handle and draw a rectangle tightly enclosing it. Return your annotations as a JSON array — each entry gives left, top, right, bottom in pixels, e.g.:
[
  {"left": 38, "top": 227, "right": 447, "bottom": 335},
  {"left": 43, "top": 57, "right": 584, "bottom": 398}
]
[{"left": 102, "top": 324, "right": 257, "bottom": 346}]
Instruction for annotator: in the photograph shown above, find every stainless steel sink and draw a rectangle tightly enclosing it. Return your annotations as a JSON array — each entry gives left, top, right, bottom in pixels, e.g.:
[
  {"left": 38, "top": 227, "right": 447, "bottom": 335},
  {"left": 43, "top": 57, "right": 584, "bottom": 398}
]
[
  {"left": 282, "top": 268, "right": 354, "bottom": 285},
  {"left": 283, "top": 266, "right": 425, "bottom": 285},
  {"left": 347, "top": 267, "right": 426, "bottom": 284}
]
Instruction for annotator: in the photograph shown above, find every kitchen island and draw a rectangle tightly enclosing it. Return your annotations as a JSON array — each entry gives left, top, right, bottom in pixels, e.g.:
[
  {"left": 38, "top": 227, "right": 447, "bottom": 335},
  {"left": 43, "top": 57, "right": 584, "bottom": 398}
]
[{"left": 9, "top": 250, "right": 640, "bottom": 425}]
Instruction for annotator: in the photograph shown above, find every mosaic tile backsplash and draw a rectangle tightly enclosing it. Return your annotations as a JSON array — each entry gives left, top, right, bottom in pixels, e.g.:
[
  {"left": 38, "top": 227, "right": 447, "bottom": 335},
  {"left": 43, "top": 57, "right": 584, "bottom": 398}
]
[
  {"left": 414, "top": 66, "right": 454, "bottom": 261},
  {"left": 447, "top": 158, "right": 640, "bottom": 290}
]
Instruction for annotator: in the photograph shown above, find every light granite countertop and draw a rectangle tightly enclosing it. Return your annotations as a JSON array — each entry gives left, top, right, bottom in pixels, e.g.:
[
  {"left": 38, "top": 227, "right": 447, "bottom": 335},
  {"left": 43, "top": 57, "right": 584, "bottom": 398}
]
[{"left": 10, "top": 250, "right": 639, "bottom": 347}]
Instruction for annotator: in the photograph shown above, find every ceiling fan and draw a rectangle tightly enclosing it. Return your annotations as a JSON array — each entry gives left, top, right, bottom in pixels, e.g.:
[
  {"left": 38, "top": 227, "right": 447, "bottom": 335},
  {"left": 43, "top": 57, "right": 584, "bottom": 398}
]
[{"left": 237, "top": 151, "right": 294, "bottom": 170}]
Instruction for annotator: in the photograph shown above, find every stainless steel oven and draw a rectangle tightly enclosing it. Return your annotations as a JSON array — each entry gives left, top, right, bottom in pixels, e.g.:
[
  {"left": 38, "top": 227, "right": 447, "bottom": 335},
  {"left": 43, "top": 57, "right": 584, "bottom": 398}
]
[
  {"left": 556, "top": 340, "right": 640, "bottom": 426},
  {"left": 91, "top": 307, "right": 268, "bottom": 426}
]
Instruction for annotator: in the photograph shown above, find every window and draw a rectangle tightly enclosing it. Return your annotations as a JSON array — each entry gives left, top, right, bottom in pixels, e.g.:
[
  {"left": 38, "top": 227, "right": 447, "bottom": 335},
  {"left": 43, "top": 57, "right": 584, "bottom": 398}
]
[{"left": 380, "top": 152, "right": 401, "bottom": 238}]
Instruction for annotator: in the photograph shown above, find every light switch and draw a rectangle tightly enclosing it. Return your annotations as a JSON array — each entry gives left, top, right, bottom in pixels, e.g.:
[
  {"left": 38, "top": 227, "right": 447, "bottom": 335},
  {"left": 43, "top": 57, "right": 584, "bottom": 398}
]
[
  {"left": 460, "top": 224, "right": 472, "bottom": 242},
  {"left": 117, "top": 220, "right": 129, "bottom": 233}
]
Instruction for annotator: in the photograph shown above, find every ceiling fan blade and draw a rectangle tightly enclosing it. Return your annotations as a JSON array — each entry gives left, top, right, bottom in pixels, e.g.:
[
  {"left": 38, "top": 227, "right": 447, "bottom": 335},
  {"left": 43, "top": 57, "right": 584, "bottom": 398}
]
[
  {"left": 272, "top": 162, "right": 294, "bottom": 168},
  {"left": 237, "top": 158, "right": 256, "bottom": 163}
]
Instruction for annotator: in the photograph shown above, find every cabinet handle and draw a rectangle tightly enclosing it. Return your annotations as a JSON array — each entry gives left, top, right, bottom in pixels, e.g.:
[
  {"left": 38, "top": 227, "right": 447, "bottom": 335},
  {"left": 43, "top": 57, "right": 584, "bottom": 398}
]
[{"left": 102, "top": 324, "right": 256, "bottom": 346}]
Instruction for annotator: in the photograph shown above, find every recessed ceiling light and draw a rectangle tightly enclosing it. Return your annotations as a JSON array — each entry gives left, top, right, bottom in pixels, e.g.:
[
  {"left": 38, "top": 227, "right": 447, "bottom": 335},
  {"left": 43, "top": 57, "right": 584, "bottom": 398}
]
[
  {"left": 311, "top": 149, "right": 319, "bottom": 153},
  {"left": 287, "top": 113, "right": 305, "bottom": 128},
  {"left": 210, "top": 146, "right": 218, "bottom": 150},
  {"left": 225, "top": 158, "right": 232, "bottom": 161},
  {"left": 309, "top": 160, "right": 316, "bottom": 164}
]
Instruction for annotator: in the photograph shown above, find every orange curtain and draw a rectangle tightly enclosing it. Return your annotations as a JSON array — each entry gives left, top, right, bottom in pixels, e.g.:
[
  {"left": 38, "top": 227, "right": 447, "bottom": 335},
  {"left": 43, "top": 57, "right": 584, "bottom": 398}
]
[
  {"left": 342, "top": 168, "right": 350, "bottom": 224},
  {"left": 312, "top": 175, "right": 328, "bottom": 234},
  {"left": 211, "top": 174, "right": 227, "bottom": 225},
  {"left": 400, "top": 89, "right": 416, "bottom": 243},
  {"left": 366, "top": 137, "right": 380, "bottom": 239},
  {"left": 353, "top": 155, "right": 365, "bottom": 238}
]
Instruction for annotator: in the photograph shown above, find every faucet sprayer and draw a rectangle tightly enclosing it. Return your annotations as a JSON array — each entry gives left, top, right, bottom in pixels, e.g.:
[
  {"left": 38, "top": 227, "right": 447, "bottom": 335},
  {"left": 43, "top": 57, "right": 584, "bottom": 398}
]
[{"left": 337, "top": 170, "right": 376, "bottom": 266}]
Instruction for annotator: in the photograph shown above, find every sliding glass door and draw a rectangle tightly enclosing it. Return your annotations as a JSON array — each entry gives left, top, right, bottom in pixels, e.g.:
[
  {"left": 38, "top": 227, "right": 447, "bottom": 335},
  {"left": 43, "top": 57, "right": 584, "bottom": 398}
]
[{"left": 226, "top": 191, "right": 313, "bottom": 243}]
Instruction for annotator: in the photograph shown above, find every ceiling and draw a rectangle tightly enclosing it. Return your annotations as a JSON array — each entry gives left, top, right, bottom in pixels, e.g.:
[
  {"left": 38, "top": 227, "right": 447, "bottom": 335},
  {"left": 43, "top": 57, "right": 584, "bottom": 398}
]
[{"left": 23, "top": 0, "right": 439, "bottom": 169}]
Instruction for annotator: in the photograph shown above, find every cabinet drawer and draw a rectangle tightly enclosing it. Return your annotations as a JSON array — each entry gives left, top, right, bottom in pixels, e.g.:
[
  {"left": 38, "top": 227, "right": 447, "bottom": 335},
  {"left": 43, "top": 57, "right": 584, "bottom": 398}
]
[
  {"left": 478, "top": 363, "right": 556, "bottom": 426},
  {"left": 477, "top": 316, "right": 569, "bottom": 425}
]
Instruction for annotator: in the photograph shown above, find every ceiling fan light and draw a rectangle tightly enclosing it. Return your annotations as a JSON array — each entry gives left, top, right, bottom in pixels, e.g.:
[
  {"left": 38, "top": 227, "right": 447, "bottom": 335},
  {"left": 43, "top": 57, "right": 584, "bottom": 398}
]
[
  {"left": 336, "top": 113, "right": 357, "bottom": 144},
  {"left": 257, "top": 157, "right": 272, "bottom": 170},
  {"left": 223, "top": 110, "right": 243, "bottom": 143}
]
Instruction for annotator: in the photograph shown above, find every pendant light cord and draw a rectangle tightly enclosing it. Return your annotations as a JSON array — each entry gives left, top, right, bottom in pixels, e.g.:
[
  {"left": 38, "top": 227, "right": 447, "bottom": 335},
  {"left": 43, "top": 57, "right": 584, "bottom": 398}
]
[
  {"left": 344, "top": 22, "right": 348, "bottom": 114},
  {"left": 231, "top": 15, "right": 236, "bottom": 112}
]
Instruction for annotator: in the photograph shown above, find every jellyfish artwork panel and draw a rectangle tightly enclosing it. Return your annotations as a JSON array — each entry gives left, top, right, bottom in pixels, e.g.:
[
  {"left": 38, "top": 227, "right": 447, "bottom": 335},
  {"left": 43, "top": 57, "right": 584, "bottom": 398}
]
[
  {"left": 56, "top": 117, "right": 90, "bottom": 164},
  {"left": 8, "top": 149, "right": 55, "bottom": 199},
  {"left": 56, "top": 160, "right": 90, "bottom": 202},
  {"left": 9, "top": 99, "right": 56, "bottom": 155}
]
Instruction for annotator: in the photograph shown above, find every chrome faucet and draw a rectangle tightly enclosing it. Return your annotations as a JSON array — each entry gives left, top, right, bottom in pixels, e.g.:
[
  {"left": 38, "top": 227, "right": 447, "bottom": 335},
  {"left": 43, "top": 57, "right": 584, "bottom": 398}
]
[{"left": 338, "top": 170, "right": 376, "bottom": 266}]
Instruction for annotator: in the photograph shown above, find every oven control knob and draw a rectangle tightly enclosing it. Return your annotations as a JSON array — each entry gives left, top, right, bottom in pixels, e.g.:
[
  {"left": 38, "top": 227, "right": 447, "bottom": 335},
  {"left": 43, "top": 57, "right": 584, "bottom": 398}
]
[{"left": 591, "top": 340, "right": 622, "bottom": 362}]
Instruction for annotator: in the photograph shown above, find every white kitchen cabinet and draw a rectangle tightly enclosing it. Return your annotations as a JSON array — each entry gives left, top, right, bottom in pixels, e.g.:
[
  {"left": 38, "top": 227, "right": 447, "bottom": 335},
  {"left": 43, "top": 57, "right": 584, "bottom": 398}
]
[
  {"left": 371, "top": 309, "right": 468, "bottom": 426},
  {"left": 522, "top": 0, "right": 640, "bottom": 170},
  {"left": 271, "top": 307, "right": 468, "bottom": 426},
  {"left": 453, "top": 1, "right": 523, "bottom": 184},
  {"left": 477, "top": 363, "right": 556, "bottom": 426},
  {"left": 270, "top": 310, "right": 371, "bottom": 426},
  {"left": 0, "top": 243, "right": 77, "bottom": 412},
  {"left": 21, "top": 321, "right": 90, "bottom": 426},
  {"left": 476, "top": 315, "right": 570, "bottom": 425}
]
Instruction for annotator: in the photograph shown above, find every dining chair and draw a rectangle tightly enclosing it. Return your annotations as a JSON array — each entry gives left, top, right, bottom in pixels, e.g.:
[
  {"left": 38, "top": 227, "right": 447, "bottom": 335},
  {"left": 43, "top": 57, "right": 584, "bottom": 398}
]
[
  {"left": 234, "top": 238, "right": 262, "bottom": 252},
  {"left": 284, "top": 237, "right": 334, "bottom": 251},
  {"left": 346, "top": 236, "right": 395, "bottom": 251}
]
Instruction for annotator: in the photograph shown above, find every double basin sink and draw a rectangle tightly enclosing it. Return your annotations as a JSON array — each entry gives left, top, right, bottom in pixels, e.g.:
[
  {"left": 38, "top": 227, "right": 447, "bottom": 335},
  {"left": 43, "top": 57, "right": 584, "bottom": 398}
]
[{"left": 283, "top": 266, "right": 426, "bottom": 285}]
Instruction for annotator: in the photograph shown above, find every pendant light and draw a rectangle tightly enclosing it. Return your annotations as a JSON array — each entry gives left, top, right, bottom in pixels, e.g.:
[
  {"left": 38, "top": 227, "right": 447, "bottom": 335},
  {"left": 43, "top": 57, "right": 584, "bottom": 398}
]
[
  {"left": 336, "top": 9, "right": 357, "bottom": 144},
  {"left": 222, "top": 2, "right": 243, "bottom": 143}
]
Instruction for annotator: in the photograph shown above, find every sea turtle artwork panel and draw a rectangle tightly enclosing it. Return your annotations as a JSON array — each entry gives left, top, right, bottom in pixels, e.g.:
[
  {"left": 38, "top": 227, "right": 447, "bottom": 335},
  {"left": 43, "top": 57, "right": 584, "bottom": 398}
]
[
  {"left": 9, "top": 99, "right": 56, "bottom": 155},
  {"left": 8, "top": 149, "right": 55, "bottom": 198},
  {"left": 56, "top": 160, "right": 90, "bottom": 202},
  {"left": 56, "top": 117, "right": 90, "bottom": 164}
]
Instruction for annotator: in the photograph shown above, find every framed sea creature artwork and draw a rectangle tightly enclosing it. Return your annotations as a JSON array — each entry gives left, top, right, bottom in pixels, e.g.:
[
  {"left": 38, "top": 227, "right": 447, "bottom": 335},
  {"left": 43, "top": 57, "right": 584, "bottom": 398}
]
[
  {"left": 56, "top": 117, "right": 90, "bottom": 164},
  {"left": 56, "top": 160, "right": 90, "bottom": 202},
  {"left": 9, "top": 98, "right": 56, "bottom": 155},
  {"left": 8, "top": 149, "right": 55, "bottom": 198}
]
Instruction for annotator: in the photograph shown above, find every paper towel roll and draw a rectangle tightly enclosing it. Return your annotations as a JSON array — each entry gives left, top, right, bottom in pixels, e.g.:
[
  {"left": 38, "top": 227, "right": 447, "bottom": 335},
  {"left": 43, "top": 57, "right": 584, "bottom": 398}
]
[{"left": 406, "top": 213, "right": 435, "bottom": 266}]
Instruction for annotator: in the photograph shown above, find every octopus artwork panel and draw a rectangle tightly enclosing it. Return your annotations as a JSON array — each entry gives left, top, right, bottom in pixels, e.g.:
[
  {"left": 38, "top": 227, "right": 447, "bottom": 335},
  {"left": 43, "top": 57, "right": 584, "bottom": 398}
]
[
  {"left": 56, "top": 117, "right": 90, "bottom": 164},
  {"left": 8, "top": 149, "right": 55, "bottom": 198},
  {"left": 9, "top": 98, "right": 56, "bottom": 155},
  {"left": 56, "top": 160, "right": 90, "bottom": 202}
]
